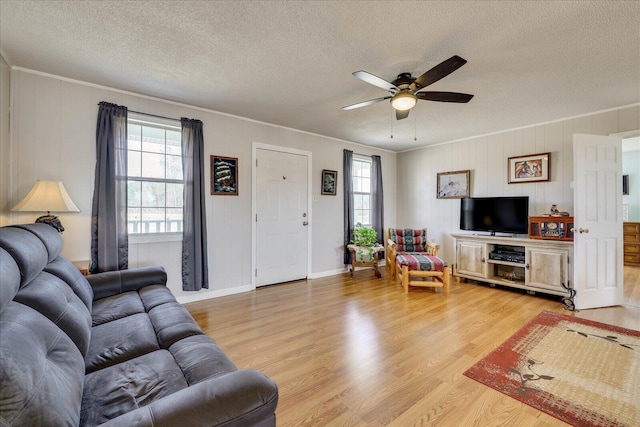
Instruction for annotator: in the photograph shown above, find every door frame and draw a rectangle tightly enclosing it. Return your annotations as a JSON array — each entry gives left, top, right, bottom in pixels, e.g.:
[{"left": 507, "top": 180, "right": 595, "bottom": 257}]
[
  {"left": 610, "top": 128, "right": 640, "bottom": 300},
  {"left": 251, "top": 142, "right": 313, "bottom": 289}
]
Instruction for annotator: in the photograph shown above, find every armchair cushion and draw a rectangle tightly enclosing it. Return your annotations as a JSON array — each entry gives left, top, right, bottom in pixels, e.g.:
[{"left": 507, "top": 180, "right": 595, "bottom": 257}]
[
  {"left": 389, "top": 228, "right": 428, "bottom": 252},
  {"left": 396, "top": 253, "right": 446, "bottom": 272}
]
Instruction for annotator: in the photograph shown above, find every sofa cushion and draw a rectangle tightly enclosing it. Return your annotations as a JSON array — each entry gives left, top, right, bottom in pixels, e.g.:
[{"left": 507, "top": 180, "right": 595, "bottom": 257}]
[
  {"left": 169, "top": 335, "right": 237, "bottom": 385},
  {"left": 91, "top": 291, "right": 145, "bottom": 326},
  {"left": 13, "top": 271, "right": 92, "bottom": 356},
  {"left": 0, "top": 248, "right": 20, "bottom": 312},
  {"left": 81, "top": 350, "right": 189, "bottom": 426},
  {"left": 390, "top": 228, "right": 427, "bottom": 252},
  {"left": 0, "top": 226, "right": 49, "bottom": 287},
  {"left": 11, "top": 223, "right": 63, "bottom": 263},
  {"left": 0, "top": 303, "right": 84, "bottom": 427},
  {"left": 139, "top": 284, "right": 179, "bottom": 311},
  {"left": 85, "top": 312, "right": 160, "bottom": 374},
  {"left": 44, "top": 257, "right": 94, "bottom": 311},
  {"left": 149, "top": 301, "right": 204, "bottom": 348}
]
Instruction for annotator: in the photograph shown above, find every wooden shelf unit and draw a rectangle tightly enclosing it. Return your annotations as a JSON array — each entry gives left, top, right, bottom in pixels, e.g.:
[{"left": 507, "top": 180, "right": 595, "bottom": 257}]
[
  {"left": 453, "top": 234, "right": 574, "bottom": 300},
  {"left": 623, "top": 222, "right": 640, "bottom": 266}
]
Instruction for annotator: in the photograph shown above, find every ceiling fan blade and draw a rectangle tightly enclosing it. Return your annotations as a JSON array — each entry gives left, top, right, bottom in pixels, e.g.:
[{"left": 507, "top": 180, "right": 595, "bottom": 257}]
[
  {"left": 411, "top": 55, "right": 467, "bottom": 91},
  {"left": 352, "top": 71, "right": 398, "bottom": 92},
  {"left": 342, "top": 96, "right": 391, "bottom": 110},
  {"left": 417, "top": 91, "right": 474, "bottom": 103},
  {"left": 396, "top": 109, "right": 410, "bottom": 120}
]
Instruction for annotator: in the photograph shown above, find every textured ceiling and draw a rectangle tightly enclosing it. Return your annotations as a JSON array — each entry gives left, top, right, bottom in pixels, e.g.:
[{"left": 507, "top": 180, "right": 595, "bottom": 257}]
[{"left": 1, "top": 1, "right": 639, "bottom": 152}]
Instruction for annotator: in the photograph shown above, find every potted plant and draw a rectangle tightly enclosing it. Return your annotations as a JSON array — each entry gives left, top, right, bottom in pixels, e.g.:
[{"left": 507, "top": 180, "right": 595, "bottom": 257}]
[{"left": 352, "top": 224, "right": 378, "bottom": 262}]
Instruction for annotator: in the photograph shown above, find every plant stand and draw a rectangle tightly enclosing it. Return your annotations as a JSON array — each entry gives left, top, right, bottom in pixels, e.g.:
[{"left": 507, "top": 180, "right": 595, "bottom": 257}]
[{"left": 347, "top": 244, "right": 385, "bottom": 278}]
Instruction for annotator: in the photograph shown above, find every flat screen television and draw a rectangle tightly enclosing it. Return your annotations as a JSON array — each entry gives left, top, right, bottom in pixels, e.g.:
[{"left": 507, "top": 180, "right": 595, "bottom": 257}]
[{"left": 460, "top": 196, "right": 529, "bottom": 235}]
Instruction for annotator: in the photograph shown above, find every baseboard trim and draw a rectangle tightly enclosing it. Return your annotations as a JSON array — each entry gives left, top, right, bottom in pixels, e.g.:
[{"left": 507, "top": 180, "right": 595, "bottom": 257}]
[
  {"left": 177, "top": 284, "right": 253, "bottom": 304},
  {"left": 308, "top": 268, "right": 348, "bottom": 279}
]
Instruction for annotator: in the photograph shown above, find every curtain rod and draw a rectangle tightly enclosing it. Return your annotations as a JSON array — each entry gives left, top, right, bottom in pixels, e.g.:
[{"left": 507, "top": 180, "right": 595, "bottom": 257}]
[
  {"left": 128, "top": 110, "right": 181, "bottom": 122},
  {"left": 353, "top": 152, "right": 375, "bottom": 159},
  {"left": 96, "top": 103, "right": 180, "bottom": 122}
]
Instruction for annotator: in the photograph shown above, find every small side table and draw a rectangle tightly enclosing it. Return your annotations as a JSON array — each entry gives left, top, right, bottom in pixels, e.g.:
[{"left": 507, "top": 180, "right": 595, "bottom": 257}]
[
  {"left": 72, "top": 260, "right": 91, "bottom": 276},
  {"left": 347, "top": 244, "right": 385, "bottom": 278}
]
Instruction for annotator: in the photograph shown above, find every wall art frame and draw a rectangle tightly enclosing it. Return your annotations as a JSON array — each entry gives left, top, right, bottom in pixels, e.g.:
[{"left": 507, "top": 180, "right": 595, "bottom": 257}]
[
  {"left": 437, "top": 170, "right": 471, "bottom": 199},
  {"left": 508, "top": 152, "right": 550, "bottom": 184},
  {"left": 321, "top": 169, "right": 337, "bottom": 195},
  {"left": 211, "top": 155, "right": 238, "bottom": 195}
]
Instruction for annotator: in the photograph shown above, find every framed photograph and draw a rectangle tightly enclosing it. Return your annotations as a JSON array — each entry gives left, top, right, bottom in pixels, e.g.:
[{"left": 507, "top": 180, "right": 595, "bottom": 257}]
[
  {"left": 321, "top": 169, "right": 337, "bottom": 195},
  {"left": 210, "top": 155, "right": 238, "bottom": 195},
  {"left": 508, "top": 152, "right": 550, "bottom": 184},
  {"left": 437, "top": 170, "right": 470, "bottom": 199}
]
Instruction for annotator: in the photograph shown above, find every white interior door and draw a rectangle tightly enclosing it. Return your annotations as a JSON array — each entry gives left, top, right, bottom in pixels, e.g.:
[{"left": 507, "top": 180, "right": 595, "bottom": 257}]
[
  {"left": 256, "top": 148, "right": 309, "bottom": 286},
  {"left": 573, "top": 133, "right": 623, "bottom": 309}
]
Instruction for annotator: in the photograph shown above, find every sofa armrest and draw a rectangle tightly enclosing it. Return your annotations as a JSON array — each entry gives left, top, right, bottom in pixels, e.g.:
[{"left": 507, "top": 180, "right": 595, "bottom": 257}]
[
  {"left": 87, "top": 266, "right": 168, "bottom": 300},
  {"left": 98, "top": 369, "right": 278, "bottom": 427}
]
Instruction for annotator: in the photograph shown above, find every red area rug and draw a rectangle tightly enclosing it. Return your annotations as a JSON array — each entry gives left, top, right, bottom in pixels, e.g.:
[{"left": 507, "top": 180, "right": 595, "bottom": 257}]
[{"left": 464, "top": 311, "right": 639, "bottom": 427}]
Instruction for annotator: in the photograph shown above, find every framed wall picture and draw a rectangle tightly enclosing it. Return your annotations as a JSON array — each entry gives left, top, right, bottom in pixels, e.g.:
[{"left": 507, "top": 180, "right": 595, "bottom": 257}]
[
  {"left": 508, "top": 152, "right": 550, "bottom": 184},
  {"left": 321, "top": 169, "right": 337, "bottom": 195},
  {"left": 211, "top": 155, "right": 238, "bottom": 195},
  {"left": 437, "top": 170, "right": 470, "bottom": 199}
]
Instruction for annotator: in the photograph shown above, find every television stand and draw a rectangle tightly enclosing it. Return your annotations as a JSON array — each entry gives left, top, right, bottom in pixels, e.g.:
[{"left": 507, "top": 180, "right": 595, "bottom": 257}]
[{"left": 452, "top": 234, "right": 575, "bottom": 310}]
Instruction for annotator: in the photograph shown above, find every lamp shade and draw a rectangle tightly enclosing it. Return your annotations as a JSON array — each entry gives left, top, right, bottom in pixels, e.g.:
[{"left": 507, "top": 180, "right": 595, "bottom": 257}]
[
  {"left": 390, "top": 92, "right": 417, "bottom": 111},
  {"left": 12, "top": 181, "right": 80, "bottom": 213}
]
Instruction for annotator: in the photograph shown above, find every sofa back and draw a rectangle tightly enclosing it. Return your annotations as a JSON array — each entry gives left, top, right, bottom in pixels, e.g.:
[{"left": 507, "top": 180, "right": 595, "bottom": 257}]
[{"left": 0, "top": 224, "right": 93, "bottom": 426}]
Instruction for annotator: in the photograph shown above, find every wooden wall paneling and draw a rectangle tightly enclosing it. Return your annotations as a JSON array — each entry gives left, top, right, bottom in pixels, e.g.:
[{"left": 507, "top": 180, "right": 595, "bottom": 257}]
[
  {"left": 572, "top": 115, "right": 594, "bottom": 135},
  {"left": 0, "top": 57, "right": 11, "bottom": 227},
  {"left": 473, "top": 136, "right": 489, "bottom": 196},
  {"left": 618, "top": 105, "right": 638, "bottom": 132},
  {"left": 592, "top": 110, "right": 621, "bottom": 136},
  {"left": 484, "top": 134, "right": 504, "bottom": 196}
]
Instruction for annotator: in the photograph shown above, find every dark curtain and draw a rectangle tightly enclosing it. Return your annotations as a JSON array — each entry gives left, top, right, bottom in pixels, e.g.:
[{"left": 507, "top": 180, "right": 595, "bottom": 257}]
[
  {"left": 90, "top": 102, "right": 128, "bottom": 273},
  {"left": 371, "top": 155, "right": 384, "bottom": 245},
  {"left": 181, "top": 118, "right": 209, "bottom": 291},
  {"left": 343, "top": 149, "right": 354, "bottom": 264}
]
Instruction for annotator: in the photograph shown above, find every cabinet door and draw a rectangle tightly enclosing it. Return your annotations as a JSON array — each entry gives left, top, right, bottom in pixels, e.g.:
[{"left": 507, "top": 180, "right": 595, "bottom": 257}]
[
  {"left": 456, "top": 241, "right": 487, "bottom": 278},
  {"left": 525, "top": 248, "right": 569, "bottom": 293}
]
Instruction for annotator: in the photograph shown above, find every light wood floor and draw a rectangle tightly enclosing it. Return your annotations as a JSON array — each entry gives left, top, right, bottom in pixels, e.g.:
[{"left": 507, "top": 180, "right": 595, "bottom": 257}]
[{"left": 186, "top": 266, "right": 640, "bottom": 427}]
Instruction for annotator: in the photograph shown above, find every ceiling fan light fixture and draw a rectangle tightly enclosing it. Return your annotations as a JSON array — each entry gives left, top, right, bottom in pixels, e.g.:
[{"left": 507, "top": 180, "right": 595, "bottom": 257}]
[{"left": 390, "top": 92, "right": 417, "bottom": 111}]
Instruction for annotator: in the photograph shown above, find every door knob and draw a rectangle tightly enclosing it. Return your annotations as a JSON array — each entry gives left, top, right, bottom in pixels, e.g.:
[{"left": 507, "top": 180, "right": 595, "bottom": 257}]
[
  {"left": 570, "top": 227, "right": 589, "bottom": 234},
  {"left": 302, "top": 221, "right": 309, "bottom": 226}
]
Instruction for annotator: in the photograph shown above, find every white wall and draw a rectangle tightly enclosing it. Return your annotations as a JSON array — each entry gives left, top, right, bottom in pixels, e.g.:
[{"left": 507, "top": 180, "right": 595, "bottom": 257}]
[
  {"left": 5, "top": 68, "right": 397, "bottom": 302},
  {"left": 0, "top": 55, "right": 10, "bottom": 226},
  {"left": 397, "top": 105, "right": 640, "bottom": 264}
]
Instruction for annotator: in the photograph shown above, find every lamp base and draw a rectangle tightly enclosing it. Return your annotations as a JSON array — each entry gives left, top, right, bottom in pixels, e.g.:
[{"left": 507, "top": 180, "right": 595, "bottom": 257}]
[{"left": 35, "top": 214, "right": 65, "bottom": 233}]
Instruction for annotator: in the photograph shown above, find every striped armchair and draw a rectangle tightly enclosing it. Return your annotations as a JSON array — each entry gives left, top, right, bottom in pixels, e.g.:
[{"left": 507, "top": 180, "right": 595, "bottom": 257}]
[{"left": 385, "top": 228, "right": 450, "bottom": 294}]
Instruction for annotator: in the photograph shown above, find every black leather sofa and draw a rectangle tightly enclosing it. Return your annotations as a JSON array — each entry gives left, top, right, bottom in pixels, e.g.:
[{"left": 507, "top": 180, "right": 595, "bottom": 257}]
[{"left": 0, "top": 224, "right": 278, "bottom": 426}]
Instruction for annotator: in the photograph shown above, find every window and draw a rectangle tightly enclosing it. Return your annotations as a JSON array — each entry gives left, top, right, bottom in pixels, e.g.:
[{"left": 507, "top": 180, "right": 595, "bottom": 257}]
[
  {"left": 352, "top": 156, "right": 371, "bottom": 226},
  {"left": 127, "top": 118, "right": 183, "bottom": 234}
]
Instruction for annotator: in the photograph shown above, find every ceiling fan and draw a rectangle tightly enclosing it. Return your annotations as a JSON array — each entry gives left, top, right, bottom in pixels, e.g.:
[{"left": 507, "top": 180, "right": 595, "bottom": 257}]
[{"left": 342, "top": 55, "right": 474, "bottom": 120}]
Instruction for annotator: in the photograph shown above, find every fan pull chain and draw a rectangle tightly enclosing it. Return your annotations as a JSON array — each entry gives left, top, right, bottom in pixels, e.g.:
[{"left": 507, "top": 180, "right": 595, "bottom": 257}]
[
  {"left": 414, "top": 114, "right": 417, "bottom": 142},
  {"left": 390, "top": 111, "right": 394, "bottom": 139}
]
